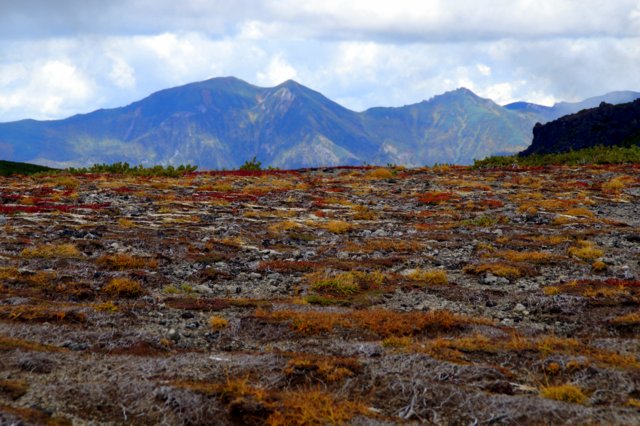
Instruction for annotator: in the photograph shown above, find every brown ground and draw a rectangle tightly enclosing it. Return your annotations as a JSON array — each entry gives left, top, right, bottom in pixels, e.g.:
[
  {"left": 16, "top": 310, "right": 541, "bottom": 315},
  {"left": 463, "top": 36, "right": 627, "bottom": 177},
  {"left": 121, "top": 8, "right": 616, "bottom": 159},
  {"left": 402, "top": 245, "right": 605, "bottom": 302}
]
[{"left": 0, "top": 164, "right": 639, "bottom": 425}]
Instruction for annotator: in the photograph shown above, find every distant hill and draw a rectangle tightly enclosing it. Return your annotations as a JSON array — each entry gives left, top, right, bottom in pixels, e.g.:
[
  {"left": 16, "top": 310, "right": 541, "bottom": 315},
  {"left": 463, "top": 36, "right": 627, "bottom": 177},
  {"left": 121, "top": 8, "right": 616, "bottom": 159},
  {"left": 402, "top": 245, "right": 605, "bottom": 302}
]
[
  {"left": 0, "top": 77, "right": 638, "bottom": 168},
  {"left": 0, "top": 160, "right": 55, "bottom": 176},
  {"left": 504, "top": 90, "right": 640, "bottom": 123},
  {"left": 521, "top": 99, "right": 640, "bottom": 156},
  {"left": 0, "top": 77, "right": 532, "bottom": 168}
]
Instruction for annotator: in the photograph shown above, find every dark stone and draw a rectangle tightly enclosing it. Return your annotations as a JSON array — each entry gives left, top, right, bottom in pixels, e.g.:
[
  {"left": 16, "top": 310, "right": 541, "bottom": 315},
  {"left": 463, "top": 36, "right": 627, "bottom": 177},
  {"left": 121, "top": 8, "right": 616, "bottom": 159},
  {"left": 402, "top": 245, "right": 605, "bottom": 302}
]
[
  {"left": 626, "top": 234, "right": 640, "bottom": 243},
  {"left": 522, "top": 98, "right": 640, "bottom": 156}
]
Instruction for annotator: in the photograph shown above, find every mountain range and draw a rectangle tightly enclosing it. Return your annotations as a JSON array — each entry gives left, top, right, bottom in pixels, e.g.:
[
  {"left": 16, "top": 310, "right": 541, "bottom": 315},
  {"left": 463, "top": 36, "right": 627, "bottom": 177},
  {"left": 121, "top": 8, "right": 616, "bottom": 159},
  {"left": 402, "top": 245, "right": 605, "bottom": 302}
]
[{"left": 0, "top": 77, "right": 638, "bottom": 169}]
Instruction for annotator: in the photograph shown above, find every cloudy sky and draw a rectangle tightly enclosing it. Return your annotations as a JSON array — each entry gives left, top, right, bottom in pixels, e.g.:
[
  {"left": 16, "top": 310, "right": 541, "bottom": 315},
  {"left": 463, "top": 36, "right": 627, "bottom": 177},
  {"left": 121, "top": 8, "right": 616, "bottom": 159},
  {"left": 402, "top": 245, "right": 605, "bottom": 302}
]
[{"left": 1, "top": 0, "right": 639, "bottom": 121}]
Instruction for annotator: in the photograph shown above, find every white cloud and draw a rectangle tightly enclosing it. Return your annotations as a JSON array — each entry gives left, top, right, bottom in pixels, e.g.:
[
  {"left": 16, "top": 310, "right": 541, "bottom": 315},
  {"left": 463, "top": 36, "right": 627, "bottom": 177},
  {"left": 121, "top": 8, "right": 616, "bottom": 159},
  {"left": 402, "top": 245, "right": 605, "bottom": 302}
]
[
  {"left": 0, "top": 2, "right": 640, "bottom": 121},
  {"left": 477, "top": 64, "right": 491, "bottom": 77},
  {"left": 256, "top": 54, "right": 298, "bottom": 86},
  {"left": 108, "top": 54, "right": 136, "bottom": 89},
  {"left": 0, "top": 60, "right": 93, "bottom": 119}
]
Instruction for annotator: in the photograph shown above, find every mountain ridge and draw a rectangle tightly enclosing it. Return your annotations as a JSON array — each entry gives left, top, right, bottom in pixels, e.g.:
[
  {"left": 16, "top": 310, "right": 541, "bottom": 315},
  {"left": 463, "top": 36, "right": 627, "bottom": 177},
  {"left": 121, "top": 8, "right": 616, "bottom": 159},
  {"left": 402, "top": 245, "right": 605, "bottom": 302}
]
[
  {"left": 0, "top": 77, "right": 638, "bottom": 168},
  {"left": 522, "top": 98, "right": 640, "bottom": 156}
]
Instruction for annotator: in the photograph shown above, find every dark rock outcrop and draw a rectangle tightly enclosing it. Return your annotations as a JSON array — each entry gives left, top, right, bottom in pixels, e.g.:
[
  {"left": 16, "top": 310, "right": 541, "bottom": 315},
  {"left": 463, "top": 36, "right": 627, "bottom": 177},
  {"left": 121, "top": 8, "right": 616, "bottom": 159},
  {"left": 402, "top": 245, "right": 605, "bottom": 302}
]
[{"left": 522, "top": 99, "right": 640, "bottom": 156}]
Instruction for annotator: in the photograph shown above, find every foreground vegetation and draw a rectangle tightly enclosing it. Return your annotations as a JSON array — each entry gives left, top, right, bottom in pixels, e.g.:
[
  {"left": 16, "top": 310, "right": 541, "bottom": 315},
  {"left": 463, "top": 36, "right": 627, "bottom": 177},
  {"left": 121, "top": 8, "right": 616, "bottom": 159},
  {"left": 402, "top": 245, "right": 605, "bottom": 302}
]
[
  {"left": 475, "top": 144, "right": 640, "bottom": 168},
  {"left": 0, "top": 160, "right": 54, "bottom": 177},
  {"left": 0, "top": 163, "right": 638, "bottom": 424}
]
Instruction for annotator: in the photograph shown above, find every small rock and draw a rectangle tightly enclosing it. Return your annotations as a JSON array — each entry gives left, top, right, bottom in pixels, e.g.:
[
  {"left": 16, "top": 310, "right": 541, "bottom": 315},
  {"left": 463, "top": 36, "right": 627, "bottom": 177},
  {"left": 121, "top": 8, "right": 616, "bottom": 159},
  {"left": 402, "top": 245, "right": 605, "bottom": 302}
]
[
  {"left": 336, "top": 251, "right": 350, "bottom": 259},
  {"left": 514, "top": 303, "right": 527, "bottom": 312},
  {"left": 193, "top": 284, "right": 213, "bottom": 294},
  {"left": 168, "top": 328, "right": 179, "bottom": 342},
  {"left": 414, "top": 303, "right": 428, "bottom": 311},
  {"left": 372, "top": 229, "right": 388, "bottom": 237},
  {"left": 62, "top": 341, "right": 88, "bottom": 351},
  {"left": 626, "top": 234, "right": 640, "bottom": 243}
]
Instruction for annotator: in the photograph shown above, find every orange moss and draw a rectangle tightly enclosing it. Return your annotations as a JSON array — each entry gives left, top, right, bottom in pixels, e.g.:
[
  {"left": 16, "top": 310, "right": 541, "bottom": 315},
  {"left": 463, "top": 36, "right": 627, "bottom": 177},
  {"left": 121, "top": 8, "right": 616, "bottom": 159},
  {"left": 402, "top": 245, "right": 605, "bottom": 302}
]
[
  {"left": 102, "top": 277, "right": 144, "bottom": 298},
  {"left": 463, "top": 263, "right": 523, "bottom": 280},
  {"left": 255, "top": 308, "right": 490, "bottom": 338},
  {"left": 0, "top": 306, "right": 86, "bottom": 323},
  {"left": 366, "top": 168, "right": 394, "bottom": 179},
  {"left": 320, "top": 220, "right": 352, "bottom": 234},
  {"left": 209, "top": 315, "right": 228, "bottom": 330},
  {"left": 494, "top": 250, "right": 560, "bottom": 264},
  {"left": 567, "top": 240, "right": 603, "bottom": 261},
  {"left": 405, "top": 269, "right": 448, "bottom": 285},
  {"left": 21, "top": 243, "right": 82, "bottom": 259},
  {"left": 173, "top": 377, "right": 368, "bottom": 425},
  {"left": 0, "top": 403, "right": 71, "bottom": 426},
  {"left": 610, "top": 312, "right": 640, "bottom": 327},
  {"left": 539, "top": 384, "right": 588, "bottom": 404},
  {"left": 268, "top": 220, "right": 301, "bottom": 233},
  {"left": 283, "top": 354, "right": 361, "bottom": 383},
  {"left": 352, "top": 205, "right": 378, "bottom": 220},
  {"left": 345, "top": 238, "right": 422, "bottom": 253},
  {"left": 0, "top": 379, "right": 28, "bottom": 399},
  {"left": 0, "top": 335, "right": 65, "bottom": 352}
]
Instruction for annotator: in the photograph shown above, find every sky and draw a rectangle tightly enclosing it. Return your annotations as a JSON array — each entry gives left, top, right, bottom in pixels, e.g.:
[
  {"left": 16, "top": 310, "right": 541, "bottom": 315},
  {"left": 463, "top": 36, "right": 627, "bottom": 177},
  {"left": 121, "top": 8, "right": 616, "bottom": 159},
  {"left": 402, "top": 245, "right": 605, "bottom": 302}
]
[{"left": 0, "top": 0, "right": 639, "bottom": 122}]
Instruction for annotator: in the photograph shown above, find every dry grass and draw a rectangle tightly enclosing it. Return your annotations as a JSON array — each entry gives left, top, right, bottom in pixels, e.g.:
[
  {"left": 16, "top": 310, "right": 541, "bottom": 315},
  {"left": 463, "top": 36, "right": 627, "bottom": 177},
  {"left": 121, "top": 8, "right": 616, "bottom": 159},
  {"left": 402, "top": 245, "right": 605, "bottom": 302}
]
[
  {"left": 463, "top": 263, "right": 523, "bottom": 280},
  {"left": 117, "top": 218, "right": 135, "bottom": 228},
  {"left": 255, "top": 308, "right": 491, "bottom": 338},
  {"left": 405, "top": 269, "right": 448, "bottom": 285},
  {"left": 21, "top": 243, "right": 82, "bottom": 259},
  {"left": 602, "top": 175, "right": 632, "bottom": 193},
  {"left": 0, "top": 379, "right": 29, "bottom": 400},
  {"left": 209, "top": 315, "right": 228, "bottom": 330},
  {"left": 0, "top": 335, "right": 66, "bottom": 353},
  {"left": 568, "top": 240, "right": 604, "bottom": 261},
  {"left": 352, "top": 205, "right": 378, "bottom": 220},
  {"left": 308, "top": 270, "right": 386, "bottom": 297},
  {"left": 102, "top": 277, "right": 144, "bottom": 298},
  {"left": 268, "top": 220, "right": 301, "bottom": 233},
  {"left": 493, "top": 250, "right": 560, "bottom": 264},
  {"left": 283, "top": 354, "right": 361, "bottom": 383},
  {"left": 0, "top": 306, "right": 86, "bottom": 324},
  {"left": 366, "top": 168, "right": 394, "bottom": 179},
  {"left": 610, "top": 312, "right": 640, "bottom": 326},
  {"left": 173, "top": 377, "right": 368, "bottom": 425},
  {"left": 539, "top": 384, "right": 588, "bottom": 405},
  {"left": 319, "top": 220, "right": 352, "bottom": 234}
]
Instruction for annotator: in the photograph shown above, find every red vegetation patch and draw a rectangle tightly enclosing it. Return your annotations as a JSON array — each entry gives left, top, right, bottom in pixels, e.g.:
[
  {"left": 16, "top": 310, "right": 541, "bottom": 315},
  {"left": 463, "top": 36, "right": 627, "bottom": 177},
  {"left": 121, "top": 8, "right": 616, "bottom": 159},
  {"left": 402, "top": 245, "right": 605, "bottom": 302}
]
[
  {"left": 198, "top": 170, "right": 302, "bottom": 177},
  {"left": 190, "top": 191, "right": 258, "bottom": 202},
  {"left": 0, "top": 203, "right": 109, "bottom": 214},
  {"left": 104, "top": 341, "right": 170, "bottom": 357},
  {"left": 417, "top": 192, "right": 454, "bottom": 205}
]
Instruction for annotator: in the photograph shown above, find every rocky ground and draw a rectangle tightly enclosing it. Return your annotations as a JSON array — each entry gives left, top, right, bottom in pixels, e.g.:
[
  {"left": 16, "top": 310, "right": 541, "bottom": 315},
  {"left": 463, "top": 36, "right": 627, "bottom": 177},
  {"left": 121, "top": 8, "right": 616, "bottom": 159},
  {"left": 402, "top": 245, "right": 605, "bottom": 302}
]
[{"left": 0, "top": 165, "right": 639, "bottom": 425}]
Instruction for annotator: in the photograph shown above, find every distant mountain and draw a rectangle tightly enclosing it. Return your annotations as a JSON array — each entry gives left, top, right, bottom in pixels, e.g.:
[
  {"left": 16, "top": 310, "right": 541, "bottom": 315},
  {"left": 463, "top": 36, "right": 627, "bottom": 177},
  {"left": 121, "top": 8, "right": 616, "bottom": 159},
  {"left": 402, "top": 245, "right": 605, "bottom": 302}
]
[
  {"left": 0, "top": 77, "right": 638, "bottom": 168},
  {"left": 522, "top": 99, "right": 640, "bottom": 156},
  {"left": 505, "top": 91, "right": 640, "bottom": 123},
  {"left": 362, "top": 88, "right": 533, "bottom": 164},
  {"left": 0, "top": 77, "right": 533, "bottom": 168}
]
